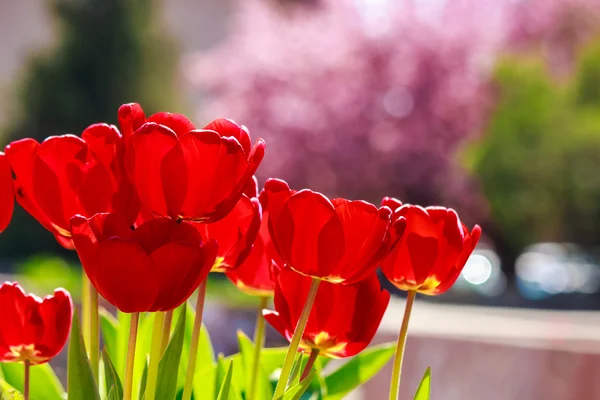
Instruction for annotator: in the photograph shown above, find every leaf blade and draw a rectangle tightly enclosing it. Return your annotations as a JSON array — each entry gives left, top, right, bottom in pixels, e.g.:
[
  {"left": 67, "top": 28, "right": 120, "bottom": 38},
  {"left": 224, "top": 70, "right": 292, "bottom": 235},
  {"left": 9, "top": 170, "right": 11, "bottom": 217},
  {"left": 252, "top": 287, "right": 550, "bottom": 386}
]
[
  {"left": 67, "top": 311, "right": 100, "bottom": 400},
  {"left": 413, "top": 367, "right": 431, "bottom": 400},
  {"left": 323, "top": 342, "right": 395, "bottom": 400}
]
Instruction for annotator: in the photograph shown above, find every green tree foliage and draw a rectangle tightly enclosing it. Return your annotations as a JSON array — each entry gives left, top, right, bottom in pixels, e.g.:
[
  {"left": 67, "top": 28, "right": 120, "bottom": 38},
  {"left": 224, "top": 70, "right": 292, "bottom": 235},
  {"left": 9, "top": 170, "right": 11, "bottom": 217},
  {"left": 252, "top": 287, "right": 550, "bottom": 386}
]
[
  {"left": 465, "top": 37, "right": 600, "bottom": 257},
  {"left": 0, "top": 0, "right": 181, "bottom": 258},
  {"left": 4, "top": 0, "right": 180, "bottom": 143}
]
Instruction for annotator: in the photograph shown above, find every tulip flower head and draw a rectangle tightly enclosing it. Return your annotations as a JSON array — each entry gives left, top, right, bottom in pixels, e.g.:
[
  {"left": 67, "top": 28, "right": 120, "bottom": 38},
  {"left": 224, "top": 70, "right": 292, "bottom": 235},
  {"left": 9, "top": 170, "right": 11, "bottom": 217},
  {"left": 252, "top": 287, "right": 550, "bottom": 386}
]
[
  {"left": 226, "top": 183, "right": 285, "bottom": 296},
  {"left": 0, "top": 282, "right": 73, "bottom": 364},
  {"left": 194, "top": 194, "right": 261, "bottom": 273},
  {"left": 264, "top": 179, "right": 403, "bottom": 285},
  {"left": 264, "top": 268, "right": 390, "bottom": 358},
  {"left": 4, "top": 124, "right": 139, "bottom": 249},
  {"left": 0, "top": 152, "right": 14, "bottom": 233},
  {"left": 118, "top": 103, "right": 265, "bottom": 223},
  {"left": 381, "top": 200, "right": 481, "bottom": 295},
  {"left": 70, "top": 213, "right": 217, "bottom": 313}
]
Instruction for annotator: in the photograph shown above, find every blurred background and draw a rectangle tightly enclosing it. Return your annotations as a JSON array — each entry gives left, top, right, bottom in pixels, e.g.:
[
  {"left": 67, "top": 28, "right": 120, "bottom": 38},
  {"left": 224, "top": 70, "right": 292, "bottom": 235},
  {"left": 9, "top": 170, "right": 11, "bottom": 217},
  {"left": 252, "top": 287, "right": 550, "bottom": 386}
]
[{"left": 1, "top": 0, "right": 600, "bottom": 398}]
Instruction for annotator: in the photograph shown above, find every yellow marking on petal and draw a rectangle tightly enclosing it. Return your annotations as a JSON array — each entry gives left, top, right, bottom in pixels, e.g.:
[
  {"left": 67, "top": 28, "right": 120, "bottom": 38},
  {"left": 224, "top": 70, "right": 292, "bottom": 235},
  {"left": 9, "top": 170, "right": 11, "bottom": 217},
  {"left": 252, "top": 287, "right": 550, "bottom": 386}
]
[
  {"left": 299, "top": 332, "right": 348, "bottom": 358},
  {"left": 322, "top": 276, "right": 345, "bottom": 284},
  {"left": 211, "top": 257, "right": 227, "bottom": 273},
  {"left": 234, "top": 281, "right": 274, "bottom": 298},
  {"left": 51, "top": 223, "right": 72, "bottom": 238},
  {"left": 391, "top": 276, "right": 441, "bottom": 295},
  {"left": 6, "top": 344, "right": 48, "bottom": 364}
]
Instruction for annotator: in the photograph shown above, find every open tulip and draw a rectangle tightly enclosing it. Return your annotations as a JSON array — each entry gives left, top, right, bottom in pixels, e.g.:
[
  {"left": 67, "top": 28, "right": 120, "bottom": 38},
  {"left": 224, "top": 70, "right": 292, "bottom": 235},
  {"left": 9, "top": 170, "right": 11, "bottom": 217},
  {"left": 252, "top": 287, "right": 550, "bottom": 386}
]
[
  {"left": 264, "top": 267, "right": 390, "bottom": 358},
  {"left": 264, "top": 178, "right": 402, "bottom": 285},
  {"left": 4, "top": 124, "right": 139, "bottom": 249},
  {"left": 0, "top": 282, "right": 73, "bottom": 364},
  {"left": 381, "top": 201, "right": 482, "bottom": 295},
  {"left": 119, "top": 103, "right": 265, "bottom": 223},
  {"left": 70, "top": 213, "right": 217, "bottom": 313},
  {"left": 0, "top": 152, "right": 14, "bottom": 233},
  {"left": 226, "top": 183, "right": 284, "bottom": 296},
  {"left": 194, "top": 194, "right": 261, "bottom": 273}
]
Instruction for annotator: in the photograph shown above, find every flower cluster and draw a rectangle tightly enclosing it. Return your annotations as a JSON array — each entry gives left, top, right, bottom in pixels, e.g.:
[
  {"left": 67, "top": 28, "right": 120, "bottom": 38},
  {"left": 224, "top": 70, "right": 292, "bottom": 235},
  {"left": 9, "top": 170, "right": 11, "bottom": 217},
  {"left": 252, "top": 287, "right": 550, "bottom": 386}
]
[{"left": 0, "top": 103, "right": 480, "bottom": 400}]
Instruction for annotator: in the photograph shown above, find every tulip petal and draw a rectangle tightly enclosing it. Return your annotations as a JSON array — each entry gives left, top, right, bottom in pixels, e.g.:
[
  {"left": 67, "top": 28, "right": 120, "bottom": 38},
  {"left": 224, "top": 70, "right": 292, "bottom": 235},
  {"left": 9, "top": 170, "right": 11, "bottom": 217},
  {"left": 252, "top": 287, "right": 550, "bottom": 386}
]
[
  {"left": 36, "top": 289, "right": 73, "bottom": 361},
  {"left": 196, "top": 195, "right": 261, "bottom": 272},
  {"left": 129, "top": 122, "right": 181, "bottom": 218},
  {"left": 131, "top": 217, "right": 202, "bottom": 254},
  {"left": 148, "top": 112, "right": 196, "bottom": 137},
  {"left": 203, "top": 118, "right": 252, "bottom": 155},
  {"left": 148, "top": 242, "right": 207, "bottom": 311},
  {"left": 118, "top": 103, "right": 147, "bottom": 139},
  {"left": 178, "top": 130, "right": 248, "bottom": 220},
  {"left": 274, "top": 190, "right": 337, "bottom": 278},
  {"left": 331, "top": 201, "right": 391, "bottom": 283},
  {"left": 94, "top": 238, "right": 158, "bottom": 313},
  {"left": 262, "top": 310, "right": 290, "bottom": 340},
  {"left": 0, "top": 153, "right": 14, "bottom": 233}
]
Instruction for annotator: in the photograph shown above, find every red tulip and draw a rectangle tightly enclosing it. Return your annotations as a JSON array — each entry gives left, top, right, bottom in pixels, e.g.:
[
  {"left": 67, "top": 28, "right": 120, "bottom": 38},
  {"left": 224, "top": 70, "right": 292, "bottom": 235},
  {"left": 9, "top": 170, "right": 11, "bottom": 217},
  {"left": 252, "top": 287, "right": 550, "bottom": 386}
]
[
  {"left": 0, "top": 282, "right": 73, "bottom": 364},
  {"left": 194, "top": 194, "right": 261, "bottom": 273},
  {"left": 70, "top": 213, "right": 217, "bottom": 313},
  {"left": 226, "top": 184, "right": 284, "bottom": 296},
  {"left": 263, "top": 268, "right": 390, "bottom": 358},
  {"left": 381, "top": 201, "right": 482, "bottom": 295},
  {"left": 4, "top": 124, "right": 139, "bottom": 249},
  {"left": 119, "top": 103, "right": 265, "bottom": 223},
  {"left": 264, "top": 178, "right": 401, "bottom": 284},
  {"left": 0, "top": 152, "right": 14, "bottom": 233}
]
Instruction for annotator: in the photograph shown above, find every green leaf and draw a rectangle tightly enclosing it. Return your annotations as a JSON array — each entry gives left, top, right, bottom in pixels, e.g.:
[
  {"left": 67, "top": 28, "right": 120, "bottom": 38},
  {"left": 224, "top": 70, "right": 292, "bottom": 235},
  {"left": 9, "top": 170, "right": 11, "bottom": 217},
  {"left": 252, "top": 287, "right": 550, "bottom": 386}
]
[
  {"left": 287, "top": 352, "right": 304, "bottom": 388},
  {"left": 133, "top": 313, "right": 155, "bottom": 400},
  {"left": 138, "top": 356, "right": 149, "bottom": 400},
  {"left": 0, "top": 362, "right": 64, "bottom": 400},
  {"left": 67, "top": 311, "right": 100, "bottom": 400},
  {"left": 103, "top": 348, "right": 123, "bottom": 400},
  {"left": 107, "top": 386, "right": 119, "bottom": 400},
  {"left": 216, "top": 359, "right": 234, "bottom": 400},
  {"left": 413, "top": 367, "right": 431, "bottom": 400},
  {"left": 277, "top": 369, "right": 315, "bottom": 400},
  {"left": 323, "top": 342, "right": 396, "bottom": 400},
  {"left": 236, "top": 330, "right": 273, "bottom": 399},
  {"left": 0, "top": 379, "right": 24, "bottom": 400},
  {"left": 156, "top": 304, "right": 187, "bottom": 400},
  {"left": 99, "top": 308, "right": 118, "bottom": 367}
]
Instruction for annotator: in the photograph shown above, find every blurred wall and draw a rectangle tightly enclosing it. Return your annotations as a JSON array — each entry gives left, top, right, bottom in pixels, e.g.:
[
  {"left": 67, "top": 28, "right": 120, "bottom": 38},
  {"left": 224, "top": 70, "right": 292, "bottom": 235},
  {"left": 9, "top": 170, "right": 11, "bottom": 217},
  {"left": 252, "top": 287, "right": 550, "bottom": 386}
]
[{"left": 363, "top": 298, "right": 600, "bottom": 400}]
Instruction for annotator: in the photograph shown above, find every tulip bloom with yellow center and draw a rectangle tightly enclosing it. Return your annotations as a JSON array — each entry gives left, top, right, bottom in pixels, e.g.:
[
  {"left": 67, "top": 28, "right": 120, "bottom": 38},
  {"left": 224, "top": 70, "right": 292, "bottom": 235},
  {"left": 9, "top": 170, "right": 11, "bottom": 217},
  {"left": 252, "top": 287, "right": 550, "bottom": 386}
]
[{"left": 264, "top": 268, "right": 390, "bottom": 359}]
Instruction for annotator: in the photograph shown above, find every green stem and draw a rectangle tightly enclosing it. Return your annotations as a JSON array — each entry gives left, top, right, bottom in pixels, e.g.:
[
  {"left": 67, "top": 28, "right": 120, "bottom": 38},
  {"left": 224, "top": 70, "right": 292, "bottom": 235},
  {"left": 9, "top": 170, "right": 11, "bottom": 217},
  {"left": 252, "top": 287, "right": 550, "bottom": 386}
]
[
  {"left": 145, "top": 312, "right": 166, "bottom": 400},
  {"left": 181, "top": 279, "right": 208, "bottom": 400},
  {"left": 388, "top": 290, "right": 416, "bottom": 400},
  {"left": 89, "top": 284, "right": 99, "bottom": 382},
  {"left": 272, "top": 278, "right": 320, "bottom": 399},
  {"left": 160, "top": 310, "right": 174, "bottom": 355},
  {"left": 123, "top": 312, "right": 139, "bottom": 400},
  {"left": 300, "top": 348, "right": 319, "bottom": 381},
  {"left": 23, "top": 360, "right": 30, "bottom": 400},
  {"left": 248, "top": 296, "right": 269, "bottom": 400},
  {"left": 82, "top": 276, "right": 90, "bottom": 355}
]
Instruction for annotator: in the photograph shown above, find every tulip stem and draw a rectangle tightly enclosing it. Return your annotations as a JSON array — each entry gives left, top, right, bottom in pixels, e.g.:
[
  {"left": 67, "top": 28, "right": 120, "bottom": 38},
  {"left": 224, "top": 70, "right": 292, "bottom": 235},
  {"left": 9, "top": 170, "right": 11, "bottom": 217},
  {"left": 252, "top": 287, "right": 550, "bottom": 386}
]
[
  {"left": 89, "top": 284, "right": 99, "bottom": 382},
  {"left": 300, "top": 348, "right": 319, "bottom": 381},
  {"left": 123, "top": 312, "right": 139, "bottom": 400},
  {"left": 145, "top": 312, "right": 165, "bottom": 400},
  {"left": 82, "top": 276, "right": 90, "bottom": 355},
  {"left": 388, "top": 290, "right": 416, "bottom": 400},
  {"left": 160, "top": 310, "right": 174, "bottom": 355},
  {"left": 181, "top": 279, "right": 208, "bottom": 400},
  {"left": 248, "top": 296, "right": 268, "bottom": 400},
  {"left": 272, "top": 278, "right": 320, "bottom": 399},
  {"left": 23, "top": 360, "right": 30, "bottom": 400}
]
